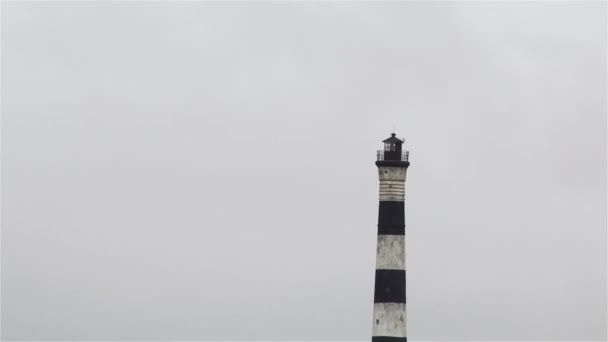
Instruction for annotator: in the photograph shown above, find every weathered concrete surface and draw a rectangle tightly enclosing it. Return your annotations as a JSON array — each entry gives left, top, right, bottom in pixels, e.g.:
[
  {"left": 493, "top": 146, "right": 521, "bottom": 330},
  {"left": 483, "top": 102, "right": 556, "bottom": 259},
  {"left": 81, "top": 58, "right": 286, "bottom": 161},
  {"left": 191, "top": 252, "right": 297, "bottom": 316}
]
[
  {"left": 372, "top": 303, "right": 407, "bottom": 337},
  {"left": 376, "top": 235, "right": 406, "bottom": 270}
]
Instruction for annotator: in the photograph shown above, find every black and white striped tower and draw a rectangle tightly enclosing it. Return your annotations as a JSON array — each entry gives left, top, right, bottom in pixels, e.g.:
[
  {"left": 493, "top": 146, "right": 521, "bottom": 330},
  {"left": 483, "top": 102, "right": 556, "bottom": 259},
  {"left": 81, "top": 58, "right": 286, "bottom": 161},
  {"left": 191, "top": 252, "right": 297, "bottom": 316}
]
[{"left": 372, "top": 133, "right": 410, "bottom": 342}]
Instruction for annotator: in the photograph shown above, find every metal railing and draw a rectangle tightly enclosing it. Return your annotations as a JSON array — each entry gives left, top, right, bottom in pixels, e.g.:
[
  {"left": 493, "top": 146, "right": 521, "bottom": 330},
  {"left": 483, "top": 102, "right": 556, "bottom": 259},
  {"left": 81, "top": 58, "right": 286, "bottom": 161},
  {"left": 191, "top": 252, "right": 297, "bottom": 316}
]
[{"left": 377, "top": 150, "right": 409, "bottom": 162}]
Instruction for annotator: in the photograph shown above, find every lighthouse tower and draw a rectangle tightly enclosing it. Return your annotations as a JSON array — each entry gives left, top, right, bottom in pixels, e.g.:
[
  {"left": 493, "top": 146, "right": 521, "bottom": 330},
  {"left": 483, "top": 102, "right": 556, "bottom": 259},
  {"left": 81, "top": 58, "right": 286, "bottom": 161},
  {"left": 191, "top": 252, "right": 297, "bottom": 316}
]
[{"left": 372, "top": 133, "right": 410, "bottom": 342}]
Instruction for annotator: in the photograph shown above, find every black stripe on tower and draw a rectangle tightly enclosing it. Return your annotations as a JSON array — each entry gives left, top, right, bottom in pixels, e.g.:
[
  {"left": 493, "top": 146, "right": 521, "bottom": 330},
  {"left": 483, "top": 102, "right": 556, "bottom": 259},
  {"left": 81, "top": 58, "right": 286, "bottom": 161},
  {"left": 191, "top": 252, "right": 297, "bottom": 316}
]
[
  {"left": 372, "top": 337, "right": 407, "bottom": 342},
  {"left": 378, "top": 201, "right": 405, "bottom": 235},
  {"left": 373, "top": 269, "right": 406, "bottom": 303}
]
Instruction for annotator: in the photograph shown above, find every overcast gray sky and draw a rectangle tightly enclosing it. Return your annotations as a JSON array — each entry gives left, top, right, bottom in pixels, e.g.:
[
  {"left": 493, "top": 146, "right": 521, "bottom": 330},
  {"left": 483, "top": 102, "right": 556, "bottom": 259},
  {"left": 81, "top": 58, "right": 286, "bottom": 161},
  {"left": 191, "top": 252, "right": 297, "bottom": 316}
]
[{"left": 1, "top": 1, "right": 606, "bottom": 341}]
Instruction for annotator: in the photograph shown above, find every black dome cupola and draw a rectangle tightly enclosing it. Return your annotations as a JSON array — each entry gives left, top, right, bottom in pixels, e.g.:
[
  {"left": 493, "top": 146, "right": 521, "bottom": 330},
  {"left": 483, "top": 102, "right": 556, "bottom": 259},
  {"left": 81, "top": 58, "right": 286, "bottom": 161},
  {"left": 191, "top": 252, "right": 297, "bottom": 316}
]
[
  {"left": 376, "top": 133, "right": 409, "bottom": 166},
  {"left": 383, "top": 133, "right": 404, "bottom": 155}
]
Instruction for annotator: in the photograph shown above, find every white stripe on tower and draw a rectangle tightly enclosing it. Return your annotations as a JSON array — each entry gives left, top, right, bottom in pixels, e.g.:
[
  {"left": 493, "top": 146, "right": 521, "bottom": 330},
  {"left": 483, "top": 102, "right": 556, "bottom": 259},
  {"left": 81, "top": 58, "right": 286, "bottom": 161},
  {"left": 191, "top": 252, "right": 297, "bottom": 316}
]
[
  {"left": 379, "top": 180, "right": 405, "bottom": 201},
  {"left": 372, "top": 303, "right": 407, "bottom": 338},
  {"left": 376, "top": 235, "right": 406, "bottom": 270}
]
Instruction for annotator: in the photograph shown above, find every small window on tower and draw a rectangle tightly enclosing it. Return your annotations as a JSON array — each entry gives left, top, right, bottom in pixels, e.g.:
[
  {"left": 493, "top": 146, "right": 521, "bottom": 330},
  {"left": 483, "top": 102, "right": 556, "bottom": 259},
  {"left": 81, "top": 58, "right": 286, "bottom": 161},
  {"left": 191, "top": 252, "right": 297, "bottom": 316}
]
[{"left": 376, "top": 319, "right": 380, "bottom": 324}]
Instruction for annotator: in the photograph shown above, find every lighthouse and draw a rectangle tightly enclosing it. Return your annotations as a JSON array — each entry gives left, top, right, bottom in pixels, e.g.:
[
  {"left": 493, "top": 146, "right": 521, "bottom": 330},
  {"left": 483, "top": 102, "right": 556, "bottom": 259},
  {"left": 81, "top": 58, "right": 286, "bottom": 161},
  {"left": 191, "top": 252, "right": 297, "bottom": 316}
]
[{"left": 372, "top": 133, "right": 410, "bottom": 342}]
